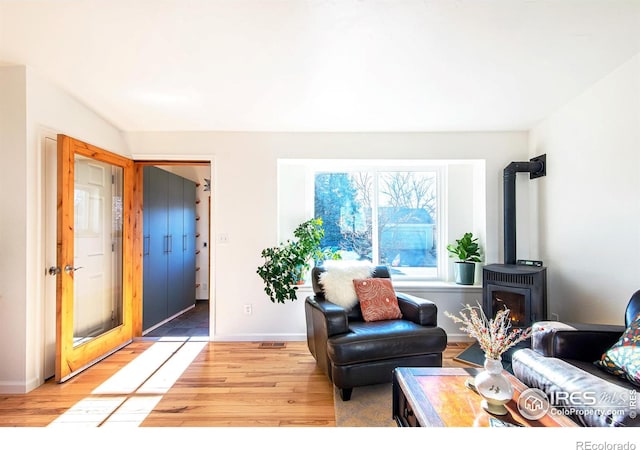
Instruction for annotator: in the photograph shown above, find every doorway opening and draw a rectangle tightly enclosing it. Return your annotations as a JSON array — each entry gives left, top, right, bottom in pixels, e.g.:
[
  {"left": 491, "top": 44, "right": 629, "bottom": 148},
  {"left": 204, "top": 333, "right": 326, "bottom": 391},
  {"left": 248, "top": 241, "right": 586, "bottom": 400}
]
[{"left": 138, "top": 162, "right": 212, "bottom": 339}]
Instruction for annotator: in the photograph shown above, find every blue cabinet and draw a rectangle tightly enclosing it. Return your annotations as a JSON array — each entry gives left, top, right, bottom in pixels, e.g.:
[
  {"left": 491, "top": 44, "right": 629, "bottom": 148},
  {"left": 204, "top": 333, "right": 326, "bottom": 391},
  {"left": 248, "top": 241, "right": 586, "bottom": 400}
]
[{"left": 143, "top": 166, "right": 197, "bottom": 331}]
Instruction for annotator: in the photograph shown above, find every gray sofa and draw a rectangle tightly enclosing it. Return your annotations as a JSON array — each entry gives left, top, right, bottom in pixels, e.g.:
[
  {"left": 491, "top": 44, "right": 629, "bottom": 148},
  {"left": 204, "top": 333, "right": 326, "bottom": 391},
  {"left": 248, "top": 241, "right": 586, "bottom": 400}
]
[{"left": 512, "top": 290, "right": 640, "bottom": 427}]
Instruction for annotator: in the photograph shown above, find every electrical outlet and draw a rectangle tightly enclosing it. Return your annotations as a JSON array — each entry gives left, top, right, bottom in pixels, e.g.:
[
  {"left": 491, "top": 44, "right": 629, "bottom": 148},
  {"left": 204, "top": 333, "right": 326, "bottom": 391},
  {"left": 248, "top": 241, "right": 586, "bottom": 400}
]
[
  {"left": 551, "top": 313, "right": 560, "bottom": 321},
  {"left": 243, "top": 304, "right": 252, "bottom": 315},
  {"left": 218, "top": 233, "right": 229, "bottom": 244}
]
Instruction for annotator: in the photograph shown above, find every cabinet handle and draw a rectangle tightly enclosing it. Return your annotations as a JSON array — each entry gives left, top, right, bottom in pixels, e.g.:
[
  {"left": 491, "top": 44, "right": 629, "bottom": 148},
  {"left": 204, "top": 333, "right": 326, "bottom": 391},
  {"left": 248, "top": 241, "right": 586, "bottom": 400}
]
[
  {"left": 168, "top": 235, "right": 173, "bottom": 253},
  {"left": 144, "top": 236, "right": 150, "bottom": 256},
  {"left": 183, "top": 234, "right": 187, "bottom": 252}
]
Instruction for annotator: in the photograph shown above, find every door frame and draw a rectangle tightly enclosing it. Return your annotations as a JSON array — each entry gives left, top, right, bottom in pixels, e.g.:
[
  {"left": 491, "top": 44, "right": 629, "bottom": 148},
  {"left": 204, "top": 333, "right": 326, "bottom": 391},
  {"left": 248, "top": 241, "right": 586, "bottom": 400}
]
[{"left": 132, "top": 160, "right": 212, "bottom": 337}]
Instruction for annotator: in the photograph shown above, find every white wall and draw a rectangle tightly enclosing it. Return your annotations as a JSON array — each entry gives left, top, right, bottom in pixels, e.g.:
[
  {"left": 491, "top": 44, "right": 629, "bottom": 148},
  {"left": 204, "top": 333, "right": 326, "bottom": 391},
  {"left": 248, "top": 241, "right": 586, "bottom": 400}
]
[
  {"left": 0, "top": 65, "right": 128, "bottom": 393},
  {"left": 0, "top": 66, "right": 28, "bottom": 393},
  {"left": 529, "top": 53, "right": 640, "bottom": 325},
  {"left": 127, "top": 131, "right": 530, "bottom": 342}
]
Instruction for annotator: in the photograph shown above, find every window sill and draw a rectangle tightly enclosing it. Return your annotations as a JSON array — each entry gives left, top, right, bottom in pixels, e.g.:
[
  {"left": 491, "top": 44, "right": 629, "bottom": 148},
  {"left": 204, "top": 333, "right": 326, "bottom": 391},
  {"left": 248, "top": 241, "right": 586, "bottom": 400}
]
[
  {"left": 295, "top": 281, "right": 482, "bottom": 294},
  {"left": 393, "top": 281, "right": 482, "bottom": 293}
]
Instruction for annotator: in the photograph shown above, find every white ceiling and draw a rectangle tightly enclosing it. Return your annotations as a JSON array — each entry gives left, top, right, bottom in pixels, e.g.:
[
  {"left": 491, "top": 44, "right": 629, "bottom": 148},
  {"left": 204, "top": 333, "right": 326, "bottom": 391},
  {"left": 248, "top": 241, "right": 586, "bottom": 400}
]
[{"left": 1, "top": 0, "right": 639, "bottom": 133}]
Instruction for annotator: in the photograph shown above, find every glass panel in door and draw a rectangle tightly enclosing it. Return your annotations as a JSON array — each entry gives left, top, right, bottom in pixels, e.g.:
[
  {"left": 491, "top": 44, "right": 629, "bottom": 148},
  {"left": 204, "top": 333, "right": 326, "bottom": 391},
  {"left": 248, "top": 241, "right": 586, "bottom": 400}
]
[{"left": 72, "top": 155, "right": 124, "bottom": 345}]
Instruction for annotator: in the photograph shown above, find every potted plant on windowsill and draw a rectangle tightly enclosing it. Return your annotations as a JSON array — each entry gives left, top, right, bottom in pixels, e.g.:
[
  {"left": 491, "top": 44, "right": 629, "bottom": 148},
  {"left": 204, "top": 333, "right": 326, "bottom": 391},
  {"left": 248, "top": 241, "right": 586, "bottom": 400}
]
[
  {"left": 447, "top": 232, "right": 482, "bottom": 285},
  {"left": 257, "top": 217, "right": 341, "bottom": 304}
]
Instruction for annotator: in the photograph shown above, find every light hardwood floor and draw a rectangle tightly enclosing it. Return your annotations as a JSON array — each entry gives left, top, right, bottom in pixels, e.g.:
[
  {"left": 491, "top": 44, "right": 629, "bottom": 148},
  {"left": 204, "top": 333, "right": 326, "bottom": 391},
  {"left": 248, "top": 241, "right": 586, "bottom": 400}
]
[{"left": 0, "top": 340, "right": 474, "bottom": 427}]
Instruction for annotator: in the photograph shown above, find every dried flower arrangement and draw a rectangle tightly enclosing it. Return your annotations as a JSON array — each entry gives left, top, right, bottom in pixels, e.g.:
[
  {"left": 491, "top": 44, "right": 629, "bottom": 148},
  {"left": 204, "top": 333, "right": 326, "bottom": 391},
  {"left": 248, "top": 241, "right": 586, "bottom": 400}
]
[{"left": 445, "top": 301, "right": 532, "bottom": 360}]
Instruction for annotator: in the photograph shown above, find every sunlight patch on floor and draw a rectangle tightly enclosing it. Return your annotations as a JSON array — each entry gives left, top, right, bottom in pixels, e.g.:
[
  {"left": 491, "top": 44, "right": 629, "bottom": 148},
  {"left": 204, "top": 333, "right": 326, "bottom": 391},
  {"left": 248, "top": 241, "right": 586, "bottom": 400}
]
[
  {"left": 100, "top": 396, "right": 165, "bottom": 427},
  {"left": 47, "top": 337, "right": 206, "bottom": 427},
  {"left": 137, "top": 340, "right": 207, "bottom": 394},
  {"left": 92, "top": 340, "right": 185, "bottom": 395},
  {"left": 48, "top": 397, "right": 128, "bottom": 426}
]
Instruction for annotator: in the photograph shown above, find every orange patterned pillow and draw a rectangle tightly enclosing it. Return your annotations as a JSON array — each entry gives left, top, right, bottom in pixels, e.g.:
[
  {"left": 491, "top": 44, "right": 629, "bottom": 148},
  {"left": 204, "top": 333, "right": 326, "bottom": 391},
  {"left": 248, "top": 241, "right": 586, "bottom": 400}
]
[{"left": 353, "top": 278, "right": 403, "bottom": 322}]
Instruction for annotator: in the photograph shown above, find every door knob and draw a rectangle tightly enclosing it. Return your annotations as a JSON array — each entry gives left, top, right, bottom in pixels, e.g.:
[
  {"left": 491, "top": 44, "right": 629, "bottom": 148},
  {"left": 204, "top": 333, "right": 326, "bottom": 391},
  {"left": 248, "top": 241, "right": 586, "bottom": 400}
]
[
  {"left": 64, "top": 265, "right": 83, "bottom": 273},
  {"left": 48, "top": 266, "right": 61, "bottom": 276}
]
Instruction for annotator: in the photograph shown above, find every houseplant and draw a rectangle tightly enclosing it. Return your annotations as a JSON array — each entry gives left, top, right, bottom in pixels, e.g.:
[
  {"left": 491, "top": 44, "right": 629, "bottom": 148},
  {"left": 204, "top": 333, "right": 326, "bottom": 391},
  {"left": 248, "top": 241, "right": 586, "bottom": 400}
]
[
  {"left": 257, "top": 217, "right": 341, "bottom": 304},
  {"left": 446, "top": 232, "right": 482, "bottom": 285}
]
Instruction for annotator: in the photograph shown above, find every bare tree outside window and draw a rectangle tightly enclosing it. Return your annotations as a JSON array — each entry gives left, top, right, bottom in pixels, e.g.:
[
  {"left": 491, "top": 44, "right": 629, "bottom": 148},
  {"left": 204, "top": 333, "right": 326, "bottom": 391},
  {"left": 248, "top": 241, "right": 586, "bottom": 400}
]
[{"left": 315, "top": 170, "right": 438, "bottom": 278}]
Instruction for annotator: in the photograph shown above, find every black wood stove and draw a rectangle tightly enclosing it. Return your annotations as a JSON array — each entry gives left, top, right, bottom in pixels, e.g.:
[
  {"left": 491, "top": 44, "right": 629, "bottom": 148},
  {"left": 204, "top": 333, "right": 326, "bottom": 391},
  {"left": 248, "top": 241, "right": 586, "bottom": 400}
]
[{"left": 482, "top": 155, "right": 548, "bottom": 327}]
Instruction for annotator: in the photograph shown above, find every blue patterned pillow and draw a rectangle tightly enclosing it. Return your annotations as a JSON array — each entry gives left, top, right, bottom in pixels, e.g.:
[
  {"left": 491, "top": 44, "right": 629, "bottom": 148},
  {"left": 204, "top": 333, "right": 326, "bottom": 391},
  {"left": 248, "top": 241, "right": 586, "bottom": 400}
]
[{"left": 594, "top": 313, "right": 640, "bottom": 387}]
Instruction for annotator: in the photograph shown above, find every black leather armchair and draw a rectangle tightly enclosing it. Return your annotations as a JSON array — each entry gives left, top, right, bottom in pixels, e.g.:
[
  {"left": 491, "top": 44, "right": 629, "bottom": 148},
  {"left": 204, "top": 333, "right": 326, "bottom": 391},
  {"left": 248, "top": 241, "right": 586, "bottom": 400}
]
[
  {"left": 305, "top": 265, "right": 447, "bottom": 401},
  {"left": 512, "top": 290, "right": 640, "bottom": 426}
]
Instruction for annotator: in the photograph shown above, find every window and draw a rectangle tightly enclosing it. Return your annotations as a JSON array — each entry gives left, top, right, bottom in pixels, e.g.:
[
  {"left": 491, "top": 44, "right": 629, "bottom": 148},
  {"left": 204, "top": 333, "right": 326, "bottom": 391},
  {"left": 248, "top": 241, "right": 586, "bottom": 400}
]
[
  {"left": 278, "top": 159, "right": 485, "bottom": 283},
  {"left": 314, "top": 170, "right": 440, "bottom": 279}
]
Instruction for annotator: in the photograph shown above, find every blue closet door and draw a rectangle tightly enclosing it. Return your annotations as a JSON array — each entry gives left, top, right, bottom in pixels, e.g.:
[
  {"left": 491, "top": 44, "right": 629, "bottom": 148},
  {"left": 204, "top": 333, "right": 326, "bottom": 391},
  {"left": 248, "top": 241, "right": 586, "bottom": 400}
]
[
  {"left": 143, "top": 166, "right": 197, "bottom": 331},
  {"left": 182, "top": 178, "right": 197, "bottom": 311},
  {"left": 167, "top": 172, "right": 185, "bottom": 317},
  {"left": 143, "top": 166, "right": 169, "bottom": 330}
]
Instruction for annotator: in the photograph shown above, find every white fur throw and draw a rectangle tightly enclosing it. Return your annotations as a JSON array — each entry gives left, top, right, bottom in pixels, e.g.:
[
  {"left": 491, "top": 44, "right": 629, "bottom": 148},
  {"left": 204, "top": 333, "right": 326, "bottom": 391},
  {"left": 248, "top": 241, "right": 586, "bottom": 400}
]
[{"left": 319, "top": 261, "right": 374, "bottom": 309}]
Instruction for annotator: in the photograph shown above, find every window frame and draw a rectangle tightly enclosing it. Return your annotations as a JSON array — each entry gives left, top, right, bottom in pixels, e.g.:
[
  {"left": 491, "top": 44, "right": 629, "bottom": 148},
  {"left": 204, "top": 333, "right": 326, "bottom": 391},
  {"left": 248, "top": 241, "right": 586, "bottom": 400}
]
[{"left": 308, "top": 160, "right": 447, "bottom": 282}]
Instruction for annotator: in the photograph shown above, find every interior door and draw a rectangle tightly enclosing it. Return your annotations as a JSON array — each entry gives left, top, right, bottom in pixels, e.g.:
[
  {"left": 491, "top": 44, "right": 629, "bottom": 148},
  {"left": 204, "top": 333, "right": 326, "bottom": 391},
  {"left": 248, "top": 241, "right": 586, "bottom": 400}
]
[{"left": 56, "top": 134, "right": 134, "bottom": 382}]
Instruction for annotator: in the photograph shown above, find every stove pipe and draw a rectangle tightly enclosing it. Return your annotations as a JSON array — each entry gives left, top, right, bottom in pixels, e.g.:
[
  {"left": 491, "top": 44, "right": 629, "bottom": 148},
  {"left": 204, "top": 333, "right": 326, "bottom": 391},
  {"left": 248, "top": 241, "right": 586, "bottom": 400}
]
[{"left": 503, "top": 155, "right": 546, "bottom": 265}]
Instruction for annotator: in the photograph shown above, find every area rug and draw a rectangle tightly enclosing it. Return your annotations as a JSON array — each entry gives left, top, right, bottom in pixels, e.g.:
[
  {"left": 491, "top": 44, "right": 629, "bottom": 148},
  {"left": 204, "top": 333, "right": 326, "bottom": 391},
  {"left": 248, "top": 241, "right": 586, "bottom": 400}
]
[
  {"left": 333, "top": 383, "right": 397, "bottom": 427},
  {"left": 453, "top": 340, "right": 531, "bottom": 375}
]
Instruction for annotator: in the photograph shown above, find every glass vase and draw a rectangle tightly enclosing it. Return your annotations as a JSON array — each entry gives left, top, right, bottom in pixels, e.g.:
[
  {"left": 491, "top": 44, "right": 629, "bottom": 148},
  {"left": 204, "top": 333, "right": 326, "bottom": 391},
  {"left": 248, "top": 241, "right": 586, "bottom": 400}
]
[{"left": 473, "top": 356, "right": 514, "bottom": 415}]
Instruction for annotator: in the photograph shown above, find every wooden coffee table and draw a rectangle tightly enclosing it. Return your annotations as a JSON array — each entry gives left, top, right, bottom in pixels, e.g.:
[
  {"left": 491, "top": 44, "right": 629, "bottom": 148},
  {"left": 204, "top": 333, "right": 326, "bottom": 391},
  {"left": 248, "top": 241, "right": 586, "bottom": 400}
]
[{"left": 392, "top": 367, "right": 578, "bottom": 427}]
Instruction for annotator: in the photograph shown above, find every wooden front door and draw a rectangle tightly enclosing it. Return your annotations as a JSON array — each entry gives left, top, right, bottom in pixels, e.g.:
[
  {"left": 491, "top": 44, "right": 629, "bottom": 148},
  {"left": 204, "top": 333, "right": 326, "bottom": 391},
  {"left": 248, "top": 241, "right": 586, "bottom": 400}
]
[{"left": 56, "top": 135, "right": 135, "bottom": 382}]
